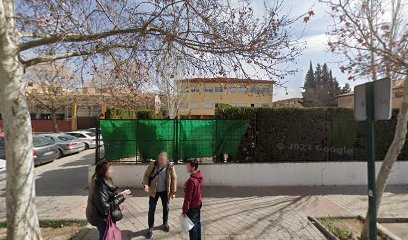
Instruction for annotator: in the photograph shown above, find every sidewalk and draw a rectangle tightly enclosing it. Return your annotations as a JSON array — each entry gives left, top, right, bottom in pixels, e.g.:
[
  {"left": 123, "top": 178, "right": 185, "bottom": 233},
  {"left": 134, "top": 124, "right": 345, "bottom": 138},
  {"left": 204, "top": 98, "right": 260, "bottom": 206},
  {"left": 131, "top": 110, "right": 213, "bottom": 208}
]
[
  {"left": 1, "top": 184, "right": 408, "bottom": 239},
  {"left": 0, "top": 151, "right": 407, "bottom": 239},
  {"left": 73, "top": 186, "right": 408, "bottom": 240}
]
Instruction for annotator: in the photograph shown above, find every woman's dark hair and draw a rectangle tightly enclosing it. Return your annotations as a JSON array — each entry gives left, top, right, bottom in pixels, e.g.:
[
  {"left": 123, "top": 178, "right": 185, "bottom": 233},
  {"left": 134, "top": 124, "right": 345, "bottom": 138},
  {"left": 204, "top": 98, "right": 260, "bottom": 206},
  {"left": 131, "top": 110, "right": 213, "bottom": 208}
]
[
  {"left": 186, "top": 159, "right": 199, "bottom": 171},
  {"left": 92, "top": 161, "right": 112, "bottom": 181}
]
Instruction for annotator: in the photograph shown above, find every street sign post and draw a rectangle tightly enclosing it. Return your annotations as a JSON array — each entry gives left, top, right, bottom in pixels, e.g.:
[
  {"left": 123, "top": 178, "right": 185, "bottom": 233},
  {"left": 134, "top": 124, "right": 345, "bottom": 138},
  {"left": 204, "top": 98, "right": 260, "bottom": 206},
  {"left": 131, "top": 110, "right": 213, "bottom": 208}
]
[{"left": 354, "top": 77, "right": 392, "bottom": 240}]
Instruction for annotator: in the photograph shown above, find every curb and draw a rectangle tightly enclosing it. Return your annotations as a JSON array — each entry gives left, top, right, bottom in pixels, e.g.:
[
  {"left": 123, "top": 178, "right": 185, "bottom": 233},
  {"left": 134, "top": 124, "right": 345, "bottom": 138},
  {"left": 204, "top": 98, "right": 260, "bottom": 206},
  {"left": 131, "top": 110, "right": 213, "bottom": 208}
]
[
  {"left": 357, "top": 215, "right": 402, "bottom": 240},
  {"left": 307, "top": 216, "right": 339, "bottom": 240}
]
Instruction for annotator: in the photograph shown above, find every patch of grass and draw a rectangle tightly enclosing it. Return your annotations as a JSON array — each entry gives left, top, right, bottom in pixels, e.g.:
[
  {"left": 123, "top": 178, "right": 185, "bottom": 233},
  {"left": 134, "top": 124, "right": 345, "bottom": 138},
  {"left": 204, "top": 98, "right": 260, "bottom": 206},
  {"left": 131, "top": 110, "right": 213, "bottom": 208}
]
[
  {"left": 0, "top": 219, "right": 88, "bottom": 229},
  {"left": 318, "top": 217, "right": 386, "bottom": 240},
  {"left": 320, "top": 218, "right": 355, "bottom": 240}
]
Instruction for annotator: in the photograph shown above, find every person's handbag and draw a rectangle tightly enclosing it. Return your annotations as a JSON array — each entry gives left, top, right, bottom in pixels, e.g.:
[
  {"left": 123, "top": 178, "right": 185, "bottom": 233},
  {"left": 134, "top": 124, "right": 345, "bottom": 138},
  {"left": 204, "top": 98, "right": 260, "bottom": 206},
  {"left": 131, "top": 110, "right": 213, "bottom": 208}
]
[
  {"left": 179, "top": 214, "right": 194, "bottom": 232},
  {"left": 104, "top": 209, "right": 122, "bottom": 240}
]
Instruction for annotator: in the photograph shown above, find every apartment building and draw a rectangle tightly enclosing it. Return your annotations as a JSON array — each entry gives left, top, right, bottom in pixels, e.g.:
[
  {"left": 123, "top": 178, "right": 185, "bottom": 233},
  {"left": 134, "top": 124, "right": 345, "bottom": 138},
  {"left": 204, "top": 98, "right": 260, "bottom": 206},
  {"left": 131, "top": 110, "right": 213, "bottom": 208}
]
[
  {"left": 337, "top": 79, "right": 404, "bottom": 109},
  {"left": 177, "top": 78, "right": 274, "bottom": 118},
  {"left": 273, "top": 98, "right": 303, "bottom": 108}
]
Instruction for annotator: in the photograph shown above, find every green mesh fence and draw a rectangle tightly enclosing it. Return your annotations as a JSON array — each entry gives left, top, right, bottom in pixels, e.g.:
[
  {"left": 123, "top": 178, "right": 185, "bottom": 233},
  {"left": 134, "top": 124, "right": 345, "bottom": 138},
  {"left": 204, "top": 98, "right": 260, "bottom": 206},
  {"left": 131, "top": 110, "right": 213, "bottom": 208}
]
[{"left": 100, "top": 119, "right": 249, "bottom": 161}]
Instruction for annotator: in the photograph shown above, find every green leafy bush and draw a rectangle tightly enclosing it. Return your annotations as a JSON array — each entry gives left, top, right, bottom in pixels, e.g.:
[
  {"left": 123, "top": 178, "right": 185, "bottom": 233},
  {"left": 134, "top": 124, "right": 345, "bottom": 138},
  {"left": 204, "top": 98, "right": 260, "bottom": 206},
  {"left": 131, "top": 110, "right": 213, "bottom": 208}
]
[
  {"left": 106, "top": 108, "right": 162, "bottom": 119},
  {"left": 216, "top": 107, "right": 407, "bottom": 162}
]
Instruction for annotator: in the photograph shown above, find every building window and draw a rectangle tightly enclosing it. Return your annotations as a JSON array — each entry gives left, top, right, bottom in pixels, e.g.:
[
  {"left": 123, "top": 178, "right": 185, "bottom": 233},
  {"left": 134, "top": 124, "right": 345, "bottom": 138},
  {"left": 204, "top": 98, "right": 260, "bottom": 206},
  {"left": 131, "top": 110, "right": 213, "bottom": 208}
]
[
  {"left": 40, "top": 114, "right": 51, "bottom": 120},
  {"left": 204, "top": 103, "right": 213, "bottom": 109},
  {"left": 191, "top": 103, "right": 199, "bottom": 109},
  {"left": 215, "top": 87, "right": 223, "bottom": 93},
  {"left": 191, "top": 87, "right": 200, "bottom": 93},
  {"left": 261, "top": 87, "right": 271, "bottom": 94},
  {"left": 228, "top": 87, "right": 246, "bottom": 93},
  {"left": 204, "top": 88, "right": 214, "bottom": 93},
  {"left": 251, "top": 87, "right": 261, "bottom": 94}
]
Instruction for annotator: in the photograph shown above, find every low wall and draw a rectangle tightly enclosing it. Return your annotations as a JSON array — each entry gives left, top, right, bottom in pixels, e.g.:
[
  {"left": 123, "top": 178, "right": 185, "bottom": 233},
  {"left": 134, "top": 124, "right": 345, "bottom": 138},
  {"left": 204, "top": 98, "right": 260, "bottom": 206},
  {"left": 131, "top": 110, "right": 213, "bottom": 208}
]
[
  {"left": 32, "top": 120, "right": 72, "bottom": 132},
  {"left": 88, "top": 161, "right": 408, "bottom": 187}
]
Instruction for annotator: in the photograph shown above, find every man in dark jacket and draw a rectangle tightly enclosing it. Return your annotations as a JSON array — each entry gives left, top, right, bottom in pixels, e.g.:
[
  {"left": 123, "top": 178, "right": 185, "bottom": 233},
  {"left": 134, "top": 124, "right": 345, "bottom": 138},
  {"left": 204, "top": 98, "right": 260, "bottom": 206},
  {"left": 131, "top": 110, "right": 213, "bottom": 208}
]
[{"left": 182, "top": 159, "right": 203, "bottom": 240}]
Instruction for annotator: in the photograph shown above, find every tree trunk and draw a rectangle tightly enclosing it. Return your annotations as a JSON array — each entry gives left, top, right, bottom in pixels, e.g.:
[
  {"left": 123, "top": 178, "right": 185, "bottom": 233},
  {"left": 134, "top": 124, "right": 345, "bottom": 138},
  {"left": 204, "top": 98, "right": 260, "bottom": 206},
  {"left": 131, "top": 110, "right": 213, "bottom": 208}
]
[
  {"left": 0, "top": 0, "right": 42, "bottom": 239},
  {"left": 361, "top": 76, "right": 408, "bottom": 239},
  {"left": 51, "top": 111, "right": 59, "bottom": 133}
]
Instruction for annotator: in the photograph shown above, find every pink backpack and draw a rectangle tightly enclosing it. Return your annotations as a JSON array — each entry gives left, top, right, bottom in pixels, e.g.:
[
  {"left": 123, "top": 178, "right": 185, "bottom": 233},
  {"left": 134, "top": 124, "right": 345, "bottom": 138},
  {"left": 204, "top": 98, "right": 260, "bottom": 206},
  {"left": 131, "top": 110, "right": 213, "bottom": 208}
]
[{"left": 103, "top": 210, "right": 122, "bottom": 240}]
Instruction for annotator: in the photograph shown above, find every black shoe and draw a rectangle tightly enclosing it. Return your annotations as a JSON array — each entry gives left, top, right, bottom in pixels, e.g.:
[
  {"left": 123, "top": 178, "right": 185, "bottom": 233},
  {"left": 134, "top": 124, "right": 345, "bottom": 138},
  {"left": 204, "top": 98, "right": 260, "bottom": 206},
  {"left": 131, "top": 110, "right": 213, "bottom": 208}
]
[
  {"left": 163, "top": 223, "right": 170, "bottom": 232},
  {"left": 146, "top": 229, "right": 153, "bottom": 239}
]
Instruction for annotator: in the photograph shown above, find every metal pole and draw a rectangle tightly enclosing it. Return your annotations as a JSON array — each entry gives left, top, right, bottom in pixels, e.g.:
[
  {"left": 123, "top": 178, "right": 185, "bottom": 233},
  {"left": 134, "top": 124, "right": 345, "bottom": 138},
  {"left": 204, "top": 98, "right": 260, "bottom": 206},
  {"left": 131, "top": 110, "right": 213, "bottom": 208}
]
[
  {"left": 95, "top": 117, "right": 100, "bottom": 164},
  {"left": 366, "top": 82, "right": 377, "bottom": 240},
  {"left": 174, "top": 118, "right": 179, "bottom": 163}
]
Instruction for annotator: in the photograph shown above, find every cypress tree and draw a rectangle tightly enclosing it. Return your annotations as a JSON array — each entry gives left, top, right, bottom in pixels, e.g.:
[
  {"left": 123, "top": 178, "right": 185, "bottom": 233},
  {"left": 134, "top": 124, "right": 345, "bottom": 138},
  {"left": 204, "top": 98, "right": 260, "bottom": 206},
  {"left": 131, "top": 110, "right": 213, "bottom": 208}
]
[{"left": 302, "top": 62, "right": 350, "bottom": 107}]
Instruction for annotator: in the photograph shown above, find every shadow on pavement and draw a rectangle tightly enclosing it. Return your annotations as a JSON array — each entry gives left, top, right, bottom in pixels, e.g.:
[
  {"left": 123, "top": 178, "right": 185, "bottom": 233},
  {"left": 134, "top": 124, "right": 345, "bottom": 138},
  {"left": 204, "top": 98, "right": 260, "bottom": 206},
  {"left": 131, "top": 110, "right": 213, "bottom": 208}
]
[
  {"left": 125, "top": 185, "right": 408, "bottom": 199},
  {"left": 34, "top": 151, "right": 94, "bottom": 197}
]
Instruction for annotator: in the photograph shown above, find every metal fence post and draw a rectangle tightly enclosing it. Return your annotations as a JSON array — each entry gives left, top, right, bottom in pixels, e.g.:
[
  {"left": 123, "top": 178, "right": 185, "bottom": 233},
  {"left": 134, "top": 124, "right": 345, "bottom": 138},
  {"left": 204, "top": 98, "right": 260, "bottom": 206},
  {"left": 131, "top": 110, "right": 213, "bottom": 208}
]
[
  {"left": 174, "top": 118, "right": 179, "bottom": 163},
  {"left": 95, "top": 117, "right": 100, "bottom": 164},
  {"left": 135, "top": 120, "right": 138, "bottom": 164}
]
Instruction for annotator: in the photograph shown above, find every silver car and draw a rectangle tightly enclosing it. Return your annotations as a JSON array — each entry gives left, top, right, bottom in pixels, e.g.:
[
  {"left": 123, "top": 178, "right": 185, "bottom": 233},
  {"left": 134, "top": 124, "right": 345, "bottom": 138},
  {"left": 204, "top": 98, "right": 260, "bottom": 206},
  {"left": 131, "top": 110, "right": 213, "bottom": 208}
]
[
  {"left": 65, "top": 131, "right": 100, "bottom": 149},
  {"left": 41, "top": 134, "right": 86, "bottom": 158},
  {"left": 0, "top": 136, "right": 59, "bottom": 166},
  {"left": 33, "top": 136, "right": 59, "bottom": 166}
]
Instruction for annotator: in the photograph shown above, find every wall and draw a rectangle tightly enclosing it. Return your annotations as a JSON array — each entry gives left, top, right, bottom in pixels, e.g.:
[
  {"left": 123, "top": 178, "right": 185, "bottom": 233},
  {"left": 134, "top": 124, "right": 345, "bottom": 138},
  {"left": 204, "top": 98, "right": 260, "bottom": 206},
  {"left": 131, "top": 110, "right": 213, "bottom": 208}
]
[
  {"left": 88, "top": 161, "right": 408, "bottom": 187},
  {"left": 77, "top": 117, "right": 97, "bottom": 130},
  {"left": 32, "top": 120, "right": 72, "bottom": 132},
  {"left": 0, "top": 120, "right": 72, "bottom": 133}
]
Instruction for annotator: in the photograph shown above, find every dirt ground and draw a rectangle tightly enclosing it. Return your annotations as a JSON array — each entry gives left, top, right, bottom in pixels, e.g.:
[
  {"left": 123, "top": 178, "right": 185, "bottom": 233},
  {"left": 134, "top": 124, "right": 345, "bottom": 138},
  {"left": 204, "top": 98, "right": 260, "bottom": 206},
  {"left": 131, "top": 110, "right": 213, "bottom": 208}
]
[
  {"left": 0, "top": 226, "right": 85, "bottom": 240},
  {"left": 319, "top": 217, "right": 385, "bottom": 240}
]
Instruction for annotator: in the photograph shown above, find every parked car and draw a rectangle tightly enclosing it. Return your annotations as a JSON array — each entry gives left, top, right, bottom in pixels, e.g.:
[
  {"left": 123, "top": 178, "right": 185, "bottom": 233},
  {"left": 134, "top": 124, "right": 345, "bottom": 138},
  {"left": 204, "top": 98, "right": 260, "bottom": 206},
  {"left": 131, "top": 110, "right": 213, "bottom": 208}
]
[
  {"left": 0, "top": 137, "right": 5, "bottom": 159},
  {"left": 41, "top": 134, "right": 86, "bottom": 158},
  {"left": 0, "top": 158, "right": 6, "bottom": 181},
  {"left": 83, "top": 128, "right": 103, "bottom": 141},
  {"left": 84, "top": 128, "right": 97, "bottom": 133},
  {"left": 0, "top": 136, "right": 59, "bottom": 166},
  {"left": 65, "top": 131, "right": 102, "bottom": 149},
  {"left": 33, "top": 135, "right": 59, "bottom": 166}
]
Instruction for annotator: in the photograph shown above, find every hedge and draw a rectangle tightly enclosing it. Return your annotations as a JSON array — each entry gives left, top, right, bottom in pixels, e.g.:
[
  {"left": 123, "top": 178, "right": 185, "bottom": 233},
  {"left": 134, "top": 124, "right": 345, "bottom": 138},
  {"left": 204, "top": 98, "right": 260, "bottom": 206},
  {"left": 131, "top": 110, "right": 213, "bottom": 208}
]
[
  {"left": 216, "top": 107, "right": 408, "bottom": 162},
  {"left": 105, "top": 108, "right": 162, "bottom": 119}
]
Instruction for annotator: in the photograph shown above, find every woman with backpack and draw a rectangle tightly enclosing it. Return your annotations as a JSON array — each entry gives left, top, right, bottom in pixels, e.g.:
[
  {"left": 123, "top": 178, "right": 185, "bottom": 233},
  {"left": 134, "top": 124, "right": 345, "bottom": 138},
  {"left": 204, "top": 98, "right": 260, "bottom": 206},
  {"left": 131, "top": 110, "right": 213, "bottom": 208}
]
[{"left": 86, "top": 161, "right": 128, "bottom": 240}]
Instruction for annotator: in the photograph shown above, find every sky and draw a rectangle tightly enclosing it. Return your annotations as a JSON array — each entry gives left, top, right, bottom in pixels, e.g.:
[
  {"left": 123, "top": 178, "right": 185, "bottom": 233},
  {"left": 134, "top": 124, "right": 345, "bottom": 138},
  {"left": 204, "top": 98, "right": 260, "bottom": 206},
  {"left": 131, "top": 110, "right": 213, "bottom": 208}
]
[{"left": 248, "top": 0, "right": 368, "bottom": 101}]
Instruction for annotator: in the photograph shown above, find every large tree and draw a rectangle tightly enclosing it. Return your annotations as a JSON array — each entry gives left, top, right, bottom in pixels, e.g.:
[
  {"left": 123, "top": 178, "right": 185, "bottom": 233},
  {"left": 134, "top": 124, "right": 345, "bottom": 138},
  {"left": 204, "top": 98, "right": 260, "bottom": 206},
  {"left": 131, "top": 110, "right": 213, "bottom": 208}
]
[
  {"left": 0, "top": 0, "right": 311, "bottom": 238},
  {"left": 302, "top": 62, "right": 344, "bottom": 106},
  {"left": 323, "top": 0, "right": 408, "bottom": 238},
  {"left": 25, "top": 62, "right": 77, "bottom": 132}
]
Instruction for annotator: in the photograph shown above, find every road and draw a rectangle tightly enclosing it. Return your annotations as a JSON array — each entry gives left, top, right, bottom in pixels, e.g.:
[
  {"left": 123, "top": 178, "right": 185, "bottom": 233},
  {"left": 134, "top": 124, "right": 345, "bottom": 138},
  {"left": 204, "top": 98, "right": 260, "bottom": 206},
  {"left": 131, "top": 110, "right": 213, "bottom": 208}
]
[{"left": 0, "top": 149, "right": 95, "bottom": 220}]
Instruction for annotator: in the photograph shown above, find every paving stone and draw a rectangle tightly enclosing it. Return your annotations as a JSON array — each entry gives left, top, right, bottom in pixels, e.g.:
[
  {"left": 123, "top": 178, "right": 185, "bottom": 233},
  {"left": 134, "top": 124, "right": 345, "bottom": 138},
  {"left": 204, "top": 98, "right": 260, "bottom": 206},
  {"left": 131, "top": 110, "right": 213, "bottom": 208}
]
[{"left": 0, "top": 150, "right": 407, "bottom": 239}]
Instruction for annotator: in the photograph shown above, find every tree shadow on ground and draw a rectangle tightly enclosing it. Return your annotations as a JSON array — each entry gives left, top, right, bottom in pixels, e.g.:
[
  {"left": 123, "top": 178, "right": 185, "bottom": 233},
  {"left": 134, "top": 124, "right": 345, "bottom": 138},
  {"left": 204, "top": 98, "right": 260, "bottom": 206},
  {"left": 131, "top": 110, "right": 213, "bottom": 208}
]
[
  {"left": 60, "top": 152, "right": 95, "bottom": 167},
  {"left": 125, "top": 185, "right": 408, "bottom": 199},
  {"left": 0, "top": 151, "right": 95, "bottom": 197}
]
